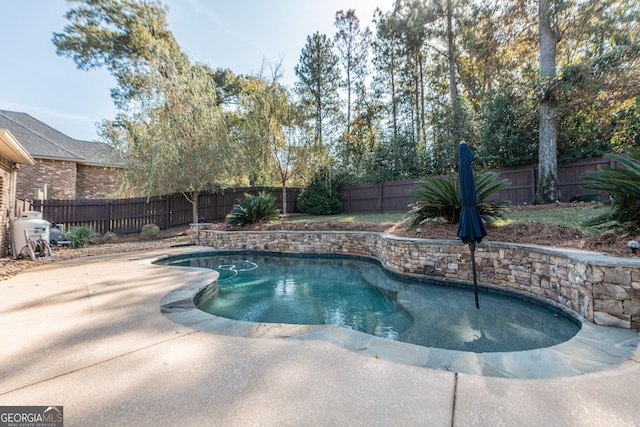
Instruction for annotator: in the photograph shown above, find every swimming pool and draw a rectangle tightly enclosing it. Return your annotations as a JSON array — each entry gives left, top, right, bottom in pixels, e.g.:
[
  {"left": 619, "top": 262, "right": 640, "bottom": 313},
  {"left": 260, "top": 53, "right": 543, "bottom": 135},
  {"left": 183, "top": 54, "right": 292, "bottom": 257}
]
[{"left": 159, "top": 252, "right": 580, "bottom": 353}]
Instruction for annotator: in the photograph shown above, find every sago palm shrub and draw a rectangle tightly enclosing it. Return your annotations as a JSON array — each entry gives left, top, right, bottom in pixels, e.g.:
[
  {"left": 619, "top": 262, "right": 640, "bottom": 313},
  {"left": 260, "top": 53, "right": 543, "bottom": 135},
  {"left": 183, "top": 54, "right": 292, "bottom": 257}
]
[
  {"left": 227, "top": 192, "right": 280, "bottom": 226},
  {"left": 582, "top": 151, "right": 640, "bottom": 231},
  {"left": 406, "top": 171, "right": 511, "bottom": 226}
]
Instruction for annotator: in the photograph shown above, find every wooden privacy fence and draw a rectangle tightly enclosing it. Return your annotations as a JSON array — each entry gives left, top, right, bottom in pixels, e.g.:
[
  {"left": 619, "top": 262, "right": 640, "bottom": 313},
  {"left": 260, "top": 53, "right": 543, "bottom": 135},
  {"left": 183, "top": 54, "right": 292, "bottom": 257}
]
[
  {"left": 339, "top": 155, "right": 620, "bottom": 214},
  {"left": 14, "top": 198, "right": 33, "bottom": 219},
  {"left": 30, "top": 187, "right": 301, "bottom": 235},
  {"left": 21, "top": 155, "right": 622, "bottom": 233}
]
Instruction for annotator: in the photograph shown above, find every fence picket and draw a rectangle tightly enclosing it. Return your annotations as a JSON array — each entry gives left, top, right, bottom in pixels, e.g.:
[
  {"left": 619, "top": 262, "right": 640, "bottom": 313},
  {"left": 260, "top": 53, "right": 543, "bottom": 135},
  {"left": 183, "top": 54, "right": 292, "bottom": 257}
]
[
  {"left": 19, "top": 156, "right": 620, "bottom": 234},
  {"left": 340, "top": 155, "right": 615, "bottom": 214},
  {"left": 28, "top": 187, "right": 299, "bottom": 236}
]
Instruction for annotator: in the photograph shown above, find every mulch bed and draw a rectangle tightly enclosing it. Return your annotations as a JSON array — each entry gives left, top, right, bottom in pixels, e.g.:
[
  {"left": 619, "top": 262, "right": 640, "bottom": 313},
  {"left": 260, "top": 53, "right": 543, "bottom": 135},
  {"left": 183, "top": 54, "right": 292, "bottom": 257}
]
[{"left": 214, "top": 218, "right": 637, "bottom": 258}]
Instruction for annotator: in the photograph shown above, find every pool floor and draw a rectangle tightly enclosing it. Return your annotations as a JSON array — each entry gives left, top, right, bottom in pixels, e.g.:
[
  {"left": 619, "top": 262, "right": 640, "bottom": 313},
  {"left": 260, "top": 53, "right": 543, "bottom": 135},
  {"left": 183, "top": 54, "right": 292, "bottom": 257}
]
[
  {"left": 159, "top": 254, "right": 640, "bottom": 379},
  {"left": 168, "top": 253, "right": 582, "bottom": 353}
]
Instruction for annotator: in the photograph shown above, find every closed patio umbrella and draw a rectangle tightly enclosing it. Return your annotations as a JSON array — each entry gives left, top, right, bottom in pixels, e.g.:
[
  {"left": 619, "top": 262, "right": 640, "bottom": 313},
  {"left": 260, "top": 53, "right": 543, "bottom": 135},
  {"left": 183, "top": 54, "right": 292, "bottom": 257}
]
[{"left": 456, "top": 141, "right": 487, "bottom": 308}]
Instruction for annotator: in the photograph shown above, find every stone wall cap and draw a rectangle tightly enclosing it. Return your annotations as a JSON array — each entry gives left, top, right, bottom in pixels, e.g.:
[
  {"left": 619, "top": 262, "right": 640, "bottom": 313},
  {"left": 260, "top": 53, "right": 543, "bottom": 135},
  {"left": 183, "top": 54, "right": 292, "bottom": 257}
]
[{"left": 202, "top": 229, "right": 640, "bottom": 267}]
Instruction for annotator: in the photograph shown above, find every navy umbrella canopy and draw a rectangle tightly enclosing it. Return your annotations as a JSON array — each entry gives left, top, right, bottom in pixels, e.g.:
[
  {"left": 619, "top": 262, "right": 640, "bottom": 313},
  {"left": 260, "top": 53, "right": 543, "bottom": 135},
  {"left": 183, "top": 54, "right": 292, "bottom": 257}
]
[{"left": 456, "top": 142, "right": 487, "bottom": 308}]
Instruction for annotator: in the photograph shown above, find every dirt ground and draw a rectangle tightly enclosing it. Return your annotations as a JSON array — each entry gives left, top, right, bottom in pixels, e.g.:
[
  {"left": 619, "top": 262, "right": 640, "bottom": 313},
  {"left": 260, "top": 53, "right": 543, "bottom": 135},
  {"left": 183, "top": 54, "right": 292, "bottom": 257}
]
[
  {"left": 212, "top": 213, "right": 638, "bottom": 259},
  {"left": 1, "top": 206, "right": 638, "bottom": 281}
]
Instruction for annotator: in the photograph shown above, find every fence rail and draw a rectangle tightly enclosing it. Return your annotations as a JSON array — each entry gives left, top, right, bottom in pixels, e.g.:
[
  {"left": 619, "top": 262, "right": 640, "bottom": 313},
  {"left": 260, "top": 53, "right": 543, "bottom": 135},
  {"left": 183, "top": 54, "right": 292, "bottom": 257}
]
[
  {"left": 339, "top": 155, "right": 619, "bottom": 214},
  {"left": 27, "top": 187, "right": 301, "bottom": 235},
  {"left": 18, "top": 155, "right": 622, "bottom": 234}
]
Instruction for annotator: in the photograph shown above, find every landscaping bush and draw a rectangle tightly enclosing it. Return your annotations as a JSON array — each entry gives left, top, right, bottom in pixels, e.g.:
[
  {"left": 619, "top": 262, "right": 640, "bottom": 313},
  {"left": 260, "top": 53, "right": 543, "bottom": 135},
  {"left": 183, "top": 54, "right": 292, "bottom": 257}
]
[
  {"left": 141, "top": 223, "right": 160, "bottom": 239},
  {"left": 227, "top": 192, "right": 280, "bottom": 226},
  {"left": 582, "top": 151, "right": 640, "bottom": 231},
  {"left": 66, "top": 226, "right": 96, "bottom": 248},
  {"left": 406, "top": 171, "right": 511, "bottom": 226},
  {"left": 296, "top": 179, "right": 343, "bottom": 215},
  {"left": 101, "top": 231, "right": 118, "bottom": 243}
]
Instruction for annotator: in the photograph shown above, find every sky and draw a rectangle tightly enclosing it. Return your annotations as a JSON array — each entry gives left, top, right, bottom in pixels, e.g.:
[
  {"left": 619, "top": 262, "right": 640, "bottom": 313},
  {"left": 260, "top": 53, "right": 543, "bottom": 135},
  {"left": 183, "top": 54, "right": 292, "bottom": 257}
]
[{"left": 0, "top": 0, "right": 394, "bottom": 142}]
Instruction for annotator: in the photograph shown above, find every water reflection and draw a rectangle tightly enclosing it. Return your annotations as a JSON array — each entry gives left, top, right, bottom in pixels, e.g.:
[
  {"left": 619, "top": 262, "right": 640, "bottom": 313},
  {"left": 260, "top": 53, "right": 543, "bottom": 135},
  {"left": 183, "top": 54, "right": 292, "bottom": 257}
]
[
  {"left": 166, "top": 253, "right": 580, "bottom": 352},
  {"left": 190, "top": 255, "right": 411, "bottom": 339}
]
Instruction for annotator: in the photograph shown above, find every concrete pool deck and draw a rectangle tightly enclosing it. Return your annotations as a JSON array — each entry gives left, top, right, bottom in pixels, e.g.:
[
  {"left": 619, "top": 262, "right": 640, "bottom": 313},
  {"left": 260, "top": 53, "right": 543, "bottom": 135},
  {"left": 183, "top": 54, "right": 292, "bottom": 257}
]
[{"left": 1, "top": 247, "right": 640, "bottom": 426}]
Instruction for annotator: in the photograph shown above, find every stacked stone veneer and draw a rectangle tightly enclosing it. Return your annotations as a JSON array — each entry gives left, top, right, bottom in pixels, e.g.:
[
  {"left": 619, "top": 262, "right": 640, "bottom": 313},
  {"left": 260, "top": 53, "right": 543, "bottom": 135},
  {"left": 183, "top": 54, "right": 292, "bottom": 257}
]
[{"left": 198, "top": 230, "right": 640, "bottom": 331}]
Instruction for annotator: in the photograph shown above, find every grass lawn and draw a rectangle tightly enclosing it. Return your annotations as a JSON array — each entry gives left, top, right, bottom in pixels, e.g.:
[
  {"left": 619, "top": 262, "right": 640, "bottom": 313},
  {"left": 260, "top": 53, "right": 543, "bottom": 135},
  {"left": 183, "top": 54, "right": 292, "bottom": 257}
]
[
  {"left": 283, "top": 212, "right": 407, "bottom": 225},
  {"left": 498, "top": 203, "right": 610, "bottom": 235},
  {"left": 282, "top": 203, "right": 611, "bottom": 235}
]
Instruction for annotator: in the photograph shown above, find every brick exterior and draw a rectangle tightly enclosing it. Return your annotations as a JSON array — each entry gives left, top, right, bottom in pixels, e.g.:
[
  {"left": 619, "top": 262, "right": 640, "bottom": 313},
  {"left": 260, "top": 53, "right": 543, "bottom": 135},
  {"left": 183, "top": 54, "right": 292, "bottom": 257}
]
[
  {"left": 76, "top": 165, "right": 124, "bottom": 199},
  {"left": 15, "top": 159, "right": 125, "bottom": 200},
  {"left": 16, "top": 159, "right": 77, "bottom": 200},
  {"left": 0, "top": 157, "right": 13, "bottom": 256}
]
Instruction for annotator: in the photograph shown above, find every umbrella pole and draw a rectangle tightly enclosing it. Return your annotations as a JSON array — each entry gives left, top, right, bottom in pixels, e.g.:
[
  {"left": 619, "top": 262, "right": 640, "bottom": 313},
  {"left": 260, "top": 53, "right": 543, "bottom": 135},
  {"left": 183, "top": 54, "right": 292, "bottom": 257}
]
[{"left": 470, "top": 241, "right": 480, "bottom": 309}]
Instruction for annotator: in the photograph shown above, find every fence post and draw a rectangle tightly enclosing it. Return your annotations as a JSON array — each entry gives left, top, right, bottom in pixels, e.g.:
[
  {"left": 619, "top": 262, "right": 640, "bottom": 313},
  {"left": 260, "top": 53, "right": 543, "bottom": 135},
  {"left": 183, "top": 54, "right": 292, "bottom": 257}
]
[
  {"left": 165, "top": 196, "right": 170, "bottom": 230},
  {"left": 215, "top": 190, "right": 222, "bottom": 221},
  {"left": 530, "top": 166, "right": 536, "bottom": 203},
  {"left": 32, "top": 199, "right": 41, "bottom": 215},
  {"left": 106, "top": 200, "right": 112, "bottom": 233}
]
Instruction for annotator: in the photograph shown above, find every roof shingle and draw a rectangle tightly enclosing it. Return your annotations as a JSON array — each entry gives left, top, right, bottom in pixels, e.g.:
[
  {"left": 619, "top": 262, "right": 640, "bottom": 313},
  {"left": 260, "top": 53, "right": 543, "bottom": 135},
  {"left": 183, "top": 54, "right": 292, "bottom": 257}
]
[{"left": 0, "top": 110, "right": 124, "bottom": 167}]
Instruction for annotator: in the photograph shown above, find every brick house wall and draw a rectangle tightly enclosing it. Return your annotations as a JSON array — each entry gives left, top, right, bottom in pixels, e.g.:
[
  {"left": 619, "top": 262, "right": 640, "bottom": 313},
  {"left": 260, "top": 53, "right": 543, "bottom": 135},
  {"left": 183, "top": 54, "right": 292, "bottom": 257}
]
[
  {"left": 76, "top": 165, "right": 124, "bottom": 199},
  {"left": 16, "top": 159, "right": 77, "bottom": 200},
  {"left": 0, "top": 157, "right": 13, "bottom": 256},
  {"left": 15, "top": 160, "right": 126, "bottom": 200},
  {"left": 1, "top": 111, "right": 128, "bottom": 202}
]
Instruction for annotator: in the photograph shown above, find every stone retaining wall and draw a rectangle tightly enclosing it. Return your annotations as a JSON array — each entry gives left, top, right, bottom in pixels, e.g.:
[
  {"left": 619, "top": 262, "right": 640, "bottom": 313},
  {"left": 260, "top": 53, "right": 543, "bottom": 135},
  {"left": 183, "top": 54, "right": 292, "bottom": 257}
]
[{"left": 198, "top": 230, "right": 640, "bottom": 331}]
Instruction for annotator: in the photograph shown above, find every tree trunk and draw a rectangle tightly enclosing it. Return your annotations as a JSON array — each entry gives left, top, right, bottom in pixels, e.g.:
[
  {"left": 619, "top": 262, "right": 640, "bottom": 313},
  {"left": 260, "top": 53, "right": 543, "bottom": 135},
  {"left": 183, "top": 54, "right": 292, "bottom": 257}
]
[
  {"left": 446, "top": 0, "right": 458, "bottom": 104},
  {"left": 191, "top": 190, "right": 200, "bottom": 223},
  {"left": 316, "top": 100, "right": 323, "bottom": 147},
  {"left": 419, "top": 54, "right": 426, "bottom": 146},
  {"left": 345, "top": 67, "right": 352, "bottom": 164},
  {"left": 391, "top": 64, "right": 398, "bottom": 140},
  {"left": 414, "top": 54, "right": 422, "bottom": 144},
  {"left": 537, "top": 0, "right": 561, "bottom": 204},
  {"left": 537, "top": 101, "right": 560, "bottom": 203},
  {"left": 281, "top": 182, "right": 287, "bottom": 215}
]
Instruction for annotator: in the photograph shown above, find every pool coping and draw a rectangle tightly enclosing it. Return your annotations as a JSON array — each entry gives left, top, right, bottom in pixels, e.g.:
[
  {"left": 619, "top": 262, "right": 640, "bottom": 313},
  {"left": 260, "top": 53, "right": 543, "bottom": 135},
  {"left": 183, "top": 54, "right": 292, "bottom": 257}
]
[{"left": 156, "top": 247, "right": 640, "bottom": 379}]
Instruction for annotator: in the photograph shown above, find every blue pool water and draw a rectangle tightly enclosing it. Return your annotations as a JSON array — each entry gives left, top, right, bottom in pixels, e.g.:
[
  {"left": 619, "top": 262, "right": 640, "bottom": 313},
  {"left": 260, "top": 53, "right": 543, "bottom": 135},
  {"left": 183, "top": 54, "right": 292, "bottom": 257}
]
[{"left": 161, "top": 252, "right": 580, "bottom": 353}]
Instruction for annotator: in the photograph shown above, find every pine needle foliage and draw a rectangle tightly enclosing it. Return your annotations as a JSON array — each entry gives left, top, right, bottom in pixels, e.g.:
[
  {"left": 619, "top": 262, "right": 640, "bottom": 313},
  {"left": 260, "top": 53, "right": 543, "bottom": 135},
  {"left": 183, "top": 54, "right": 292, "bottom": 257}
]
[
  {"left": 296, "top": 167, "right": 343, "bottom": 215},
  {"left": 407, "top": 172, "right": 511, "bottom": 226},
  {"left": 296, "top": 180, "right": 343, "bottom": 215}
]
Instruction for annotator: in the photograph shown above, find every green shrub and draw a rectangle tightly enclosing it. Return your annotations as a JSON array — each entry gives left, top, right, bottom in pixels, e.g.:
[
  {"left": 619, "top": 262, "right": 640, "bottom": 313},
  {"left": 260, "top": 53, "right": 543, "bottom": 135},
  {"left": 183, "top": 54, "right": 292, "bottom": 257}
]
[
  {"left": 141, "top": 223, "right": 160, "bottom": 239},
  {"left": 101, "top": 231, "right": 118, "bottom": 243},
  {"left": 296, "top": 179, "right": 343, "bottom": 215},
  {"left": 406, "top": 171, "right": 511, "bottom": 226},
  {"left": 582, "top": 151, "right": 640, "bottom": 231},
  {"left": 227, "top": 191, "right": 280, "bottom": 226},
  {"left": 66, "top": 226, "right": 96, "bottom": 248}
]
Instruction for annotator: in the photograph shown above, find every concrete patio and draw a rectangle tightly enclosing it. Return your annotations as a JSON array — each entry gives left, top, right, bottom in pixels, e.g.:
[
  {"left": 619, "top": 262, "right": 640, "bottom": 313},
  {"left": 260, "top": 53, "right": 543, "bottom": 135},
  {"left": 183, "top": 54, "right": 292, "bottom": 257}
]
[{"left": 1, "top": 247, "right": 639, "bottom": 426}]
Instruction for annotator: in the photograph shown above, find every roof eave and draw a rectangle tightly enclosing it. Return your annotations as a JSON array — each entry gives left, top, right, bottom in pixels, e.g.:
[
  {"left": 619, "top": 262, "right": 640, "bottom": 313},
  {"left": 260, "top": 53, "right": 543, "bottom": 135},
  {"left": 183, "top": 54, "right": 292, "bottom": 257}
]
[
  {"left": 30, "top": 154, "right": 81, "bottom": 162},
  {"left": 22, "top": 154, "right": 126, "bottom": 168},
  {"left": 0, "top": 129, "right": 36, "bottom": 165},
  {"left": 79, "top": 161, "right": 125, "bottom": 168}
]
